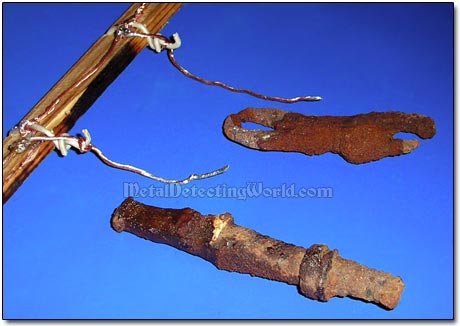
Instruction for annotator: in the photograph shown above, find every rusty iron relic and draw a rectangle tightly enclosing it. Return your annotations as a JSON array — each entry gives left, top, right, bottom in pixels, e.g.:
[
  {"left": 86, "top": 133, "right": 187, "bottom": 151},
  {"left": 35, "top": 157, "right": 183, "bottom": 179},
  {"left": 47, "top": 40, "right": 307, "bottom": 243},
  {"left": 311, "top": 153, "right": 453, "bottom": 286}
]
[
  {"left": 223, "top": 108, "right": 435, "bottom": 164},
  {"left": 112, "top": 197, "right": 404, "bottom": 309}
]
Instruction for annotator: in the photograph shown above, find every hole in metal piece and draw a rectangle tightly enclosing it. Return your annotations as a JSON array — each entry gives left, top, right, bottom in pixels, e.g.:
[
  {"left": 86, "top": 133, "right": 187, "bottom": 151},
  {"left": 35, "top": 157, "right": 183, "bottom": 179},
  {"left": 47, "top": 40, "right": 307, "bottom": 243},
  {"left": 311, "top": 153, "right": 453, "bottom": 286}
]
[{"left": 241, "top": 122, "right": 274, "bottom": 131}]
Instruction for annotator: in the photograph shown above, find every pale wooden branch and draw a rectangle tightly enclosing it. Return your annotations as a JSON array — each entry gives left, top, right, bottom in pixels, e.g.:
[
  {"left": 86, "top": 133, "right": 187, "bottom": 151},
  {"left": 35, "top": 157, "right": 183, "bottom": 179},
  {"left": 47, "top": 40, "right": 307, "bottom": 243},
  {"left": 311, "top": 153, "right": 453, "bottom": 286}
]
[{"left": 2, "top": 3, "right": 182, "bottom": 203}]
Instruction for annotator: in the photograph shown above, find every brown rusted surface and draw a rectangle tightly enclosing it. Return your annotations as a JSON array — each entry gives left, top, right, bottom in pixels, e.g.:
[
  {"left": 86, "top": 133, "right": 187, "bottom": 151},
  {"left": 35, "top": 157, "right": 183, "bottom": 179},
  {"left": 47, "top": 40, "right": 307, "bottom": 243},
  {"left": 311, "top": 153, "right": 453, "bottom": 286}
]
[
  {"left": 111, "top": 196, "right": 217, "bottom": 262},
  {"left": 210, "top": 213, "right": 306, "bottom": 285},
  {"left": 298, "top": 244, "right": 404, "bottom": 310},
  {"left": 223, "top": 107, "right": 435, "bottom": 164},
  {"left": 111, "top": 197, "right": 404, "bottom": 309}
]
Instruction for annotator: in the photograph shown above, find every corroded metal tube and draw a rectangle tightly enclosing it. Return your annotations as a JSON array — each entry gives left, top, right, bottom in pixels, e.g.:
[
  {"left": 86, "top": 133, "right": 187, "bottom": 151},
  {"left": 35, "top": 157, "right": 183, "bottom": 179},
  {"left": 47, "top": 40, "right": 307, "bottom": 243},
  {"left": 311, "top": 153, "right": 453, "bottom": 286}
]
[{"left": 111, "top": 197, "right": 404, "bottom": 309}]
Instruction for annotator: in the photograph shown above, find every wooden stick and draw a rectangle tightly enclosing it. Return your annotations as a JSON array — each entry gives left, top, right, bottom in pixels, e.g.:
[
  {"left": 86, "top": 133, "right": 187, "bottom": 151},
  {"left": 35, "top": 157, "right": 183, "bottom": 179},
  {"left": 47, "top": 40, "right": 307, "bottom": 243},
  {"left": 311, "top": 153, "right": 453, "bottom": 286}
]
[
  {"left": 111, "top": 197, "right": 405, "bottom": 310},
  {"left": 2, "top": 3, "right": 182, "bottom": 203}
]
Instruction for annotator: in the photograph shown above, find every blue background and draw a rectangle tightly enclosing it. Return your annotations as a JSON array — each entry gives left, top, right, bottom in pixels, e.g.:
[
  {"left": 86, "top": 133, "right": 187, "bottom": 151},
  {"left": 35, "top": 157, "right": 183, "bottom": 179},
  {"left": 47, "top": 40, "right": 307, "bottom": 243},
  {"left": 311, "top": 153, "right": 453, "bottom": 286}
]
[{"left": 3, "top": 3, "right": 453, "bottom": 319}]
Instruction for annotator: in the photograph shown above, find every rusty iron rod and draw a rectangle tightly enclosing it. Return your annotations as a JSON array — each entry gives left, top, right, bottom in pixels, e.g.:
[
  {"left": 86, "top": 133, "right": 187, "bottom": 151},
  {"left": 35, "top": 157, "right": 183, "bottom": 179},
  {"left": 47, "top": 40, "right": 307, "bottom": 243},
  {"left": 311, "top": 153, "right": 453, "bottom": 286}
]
[{"left": 111, "top": 197, "right": 405, "bottom": 310}]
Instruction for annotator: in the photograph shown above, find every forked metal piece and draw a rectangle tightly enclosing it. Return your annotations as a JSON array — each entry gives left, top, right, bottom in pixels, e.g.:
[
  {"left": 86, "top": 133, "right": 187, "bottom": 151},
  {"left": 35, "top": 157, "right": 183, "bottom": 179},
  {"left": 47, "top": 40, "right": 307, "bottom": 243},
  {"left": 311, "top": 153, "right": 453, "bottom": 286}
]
[{"left": 223, "top": 108, "right": 436, "bottom": 164}]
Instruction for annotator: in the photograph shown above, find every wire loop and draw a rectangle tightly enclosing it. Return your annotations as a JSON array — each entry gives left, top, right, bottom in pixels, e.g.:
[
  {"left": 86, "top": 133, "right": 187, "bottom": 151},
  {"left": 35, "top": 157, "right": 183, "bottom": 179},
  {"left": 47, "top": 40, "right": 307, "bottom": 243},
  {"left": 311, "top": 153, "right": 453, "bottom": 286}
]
[
  {"left": 14, "top": 122, "right": 228, "bottom": 184},
  {"left": 117, "top": 22, "right": 322, "bottom": 103}
]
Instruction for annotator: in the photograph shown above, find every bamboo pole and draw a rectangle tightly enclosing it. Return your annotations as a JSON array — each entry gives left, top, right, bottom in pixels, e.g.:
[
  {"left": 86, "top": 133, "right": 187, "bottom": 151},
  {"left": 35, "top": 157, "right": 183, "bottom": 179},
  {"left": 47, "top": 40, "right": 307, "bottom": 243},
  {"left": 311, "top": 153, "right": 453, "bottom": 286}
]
[{"left": 2, "top": 3, "right": 182, "bottom": 203}]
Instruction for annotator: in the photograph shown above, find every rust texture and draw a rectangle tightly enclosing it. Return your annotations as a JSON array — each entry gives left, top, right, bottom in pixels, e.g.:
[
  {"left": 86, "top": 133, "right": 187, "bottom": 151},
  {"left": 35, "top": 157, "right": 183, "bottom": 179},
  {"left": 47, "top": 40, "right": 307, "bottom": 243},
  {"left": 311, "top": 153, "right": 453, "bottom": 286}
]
[
  {"left": 111, "top": 197, "right": 404, "bottom": 309},
  {"left": 223, "top": 107, "right": 435, "bottom": 164}
]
